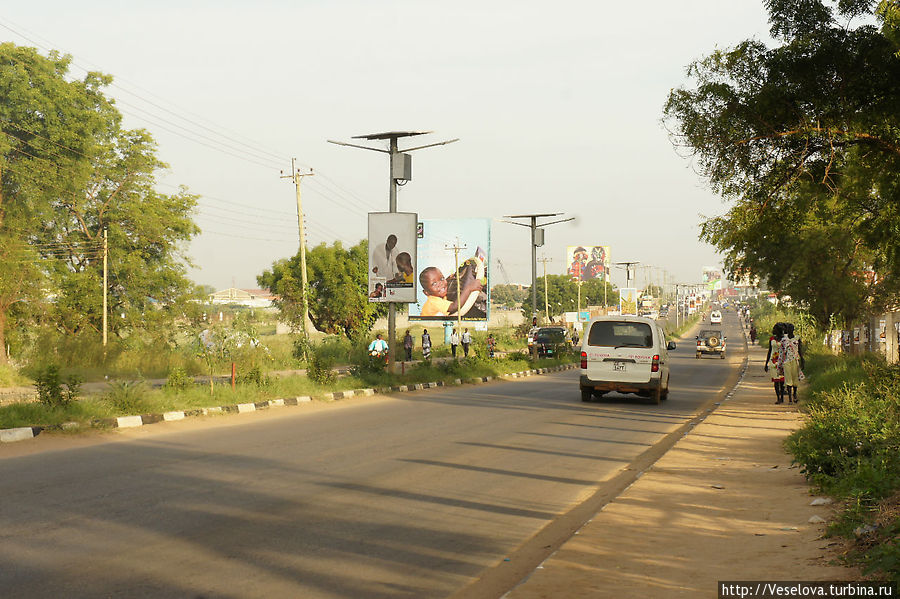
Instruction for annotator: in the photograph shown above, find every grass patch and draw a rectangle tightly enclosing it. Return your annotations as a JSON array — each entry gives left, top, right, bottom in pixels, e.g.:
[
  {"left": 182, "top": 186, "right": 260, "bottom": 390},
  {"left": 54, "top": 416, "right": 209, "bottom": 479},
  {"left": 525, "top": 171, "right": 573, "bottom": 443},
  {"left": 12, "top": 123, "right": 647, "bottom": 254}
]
[{"left": 0, "top": 353, "right": 577, "bottom": 431}]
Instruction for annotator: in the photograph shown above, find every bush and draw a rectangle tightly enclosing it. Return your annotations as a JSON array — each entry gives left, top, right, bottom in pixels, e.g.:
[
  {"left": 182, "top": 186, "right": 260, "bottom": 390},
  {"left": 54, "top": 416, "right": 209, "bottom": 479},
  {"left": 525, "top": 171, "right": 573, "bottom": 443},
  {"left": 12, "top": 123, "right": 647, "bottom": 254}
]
[
  {"left": 105, "top": 380, "right": 148, "bottom": 414},
  {"left": 307, "top": 346, "right": 336, "bottom": 386},
  {"left": 236, "top": 366, "right": 271, "bottom": 388},
  {"left": 164, "top": 367, "right": 194, "bottom": 391},
  {"left": 33, "top": 365, "right": 81, "bottom": 408}
]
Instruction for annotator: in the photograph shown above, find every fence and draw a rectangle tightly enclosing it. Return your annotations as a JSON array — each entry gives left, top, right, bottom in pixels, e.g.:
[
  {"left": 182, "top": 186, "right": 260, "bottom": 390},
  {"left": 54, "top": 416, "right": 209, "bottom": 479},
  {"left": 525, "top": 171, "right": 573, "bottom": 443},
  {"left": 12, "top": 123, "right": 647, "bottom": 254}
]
[{"left": 825, "top": 311, "right": 900, "bottom": 364}]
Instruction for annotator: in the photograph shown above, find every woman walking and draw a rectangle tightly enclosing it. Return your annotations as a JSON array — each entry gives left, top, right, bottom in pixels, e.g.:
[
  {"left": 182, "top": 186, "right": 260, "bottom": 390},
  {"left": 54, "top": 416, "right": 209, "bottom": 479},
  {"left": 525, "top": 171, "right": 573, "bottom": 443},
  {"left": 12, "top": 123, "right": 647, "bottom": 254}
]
[
  {"left": 764, "top": 323, "right": 786, "bottom": 404},
  {"left": 403, "top": 330, "right": 414, "bottom": 362},
  {"left": 778, "top": 323, "right": 805, "bottom": 404},
  {"left": 421, "top": 329, "right": 432, "bottom": 361}
]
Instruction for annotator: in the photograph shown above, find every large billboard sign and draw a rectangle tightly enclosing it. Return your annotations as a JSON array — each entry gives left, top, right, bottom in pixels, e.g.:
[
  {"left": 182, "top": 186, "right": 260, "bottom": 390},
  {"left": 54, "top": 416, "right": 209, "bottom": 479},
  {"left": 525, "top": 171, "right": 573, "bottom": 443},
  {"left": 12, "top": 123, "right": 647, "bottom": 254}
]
[
  {"left": 567, "top": 246, "right": 610, "bottom": 281},
  {"left": 368, "top": 212, "right": 417, "bottom": 303},
  {"left": 702, "top": 266, "right": 724, "bottom": 291},
  {"left": 409, "top": 218, "right": 490, "bottom": 321},
  {"left": 619, "top": 287, "right": 638, "bottom": 316}
]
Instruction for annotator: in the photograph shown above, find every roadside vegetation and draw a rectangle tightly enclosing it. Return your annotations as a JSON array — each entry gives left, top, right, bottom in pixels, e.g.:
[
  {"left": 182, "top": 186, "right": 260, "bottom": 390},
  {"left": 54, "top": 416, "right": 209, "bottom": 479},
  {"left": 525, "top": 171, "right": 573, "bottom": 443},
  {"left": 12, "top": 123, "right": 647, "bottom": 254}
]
[
  {"left": 749, "top": 303, "right": 900, "bottom": 582},
  {"left": 0, "top": 348, "right": 576, "bottom": 430}
]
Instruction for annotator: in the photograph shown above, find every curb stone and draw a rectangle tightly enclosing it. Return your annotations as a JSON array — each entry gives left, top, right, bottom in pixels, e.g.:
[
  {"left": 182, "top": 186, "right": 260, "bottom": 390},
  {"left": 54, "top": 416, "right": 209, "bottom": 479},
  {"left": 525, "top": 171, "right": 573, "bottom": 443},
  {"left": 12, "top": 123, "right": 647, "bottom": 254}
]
[{"left": 0, "top": 364, "right": 577, "bottom": 443}]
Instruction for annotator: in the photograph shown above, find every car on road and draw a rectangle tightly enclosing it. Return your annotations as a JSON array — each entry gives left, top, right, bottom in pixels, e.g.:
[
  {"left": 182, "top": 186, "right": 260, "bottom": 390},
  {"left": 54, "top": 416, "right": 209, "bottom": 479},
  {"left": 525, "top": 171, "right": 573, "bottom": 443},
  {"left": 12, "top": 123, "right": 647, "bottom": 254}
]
[
  {"left": 696, "top": 328, "right": 726, "bottom": 359},
  {"left": 530, "top": 326, "right": 569, "bottom": 358},
  {"left": 579, "top": 315, "right": 675, "bottom": 404},
  {"left": 709, "top": 310, "right": 722, "bottom": 324}
]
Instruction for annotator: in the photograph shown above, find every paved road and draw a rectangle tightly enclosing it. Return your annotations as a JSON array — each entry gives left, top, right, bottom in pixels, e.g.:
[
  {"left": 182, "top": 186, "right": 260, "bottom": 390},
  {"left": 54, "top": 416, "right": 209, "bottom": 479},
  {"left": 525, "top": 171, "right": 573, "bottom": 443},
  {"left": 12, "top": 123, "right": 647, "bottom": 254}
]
[{"left": 0, "top": 314, "right": 744, "bottom": 598}]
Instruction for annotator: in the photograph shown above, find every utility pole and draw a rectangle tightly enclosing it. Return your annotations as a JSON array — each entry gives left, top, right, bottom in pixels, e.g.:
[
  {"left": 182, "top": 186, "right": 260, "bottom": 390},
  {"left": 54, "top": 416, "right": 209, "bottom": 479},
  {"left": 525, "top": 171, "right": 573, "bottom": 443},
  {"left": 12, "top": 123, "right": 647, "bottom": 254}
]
[
  {"left": 328, "top": 131, "right": 457, "bottom": 372},
  {"left": 502, "top": 213, "right": 574, "bottom": 323},
  {"left": 102, "top": 228, "right": 108, "bottom": 347},
  {"left": 280, "top": 159, "right": 314, "bottom": 344},
  {"left": 445, "top": 238, "right": 467, "bottom": 334},
  {"left": 539, "top": 255, "right": 552, "bottom": 321}
]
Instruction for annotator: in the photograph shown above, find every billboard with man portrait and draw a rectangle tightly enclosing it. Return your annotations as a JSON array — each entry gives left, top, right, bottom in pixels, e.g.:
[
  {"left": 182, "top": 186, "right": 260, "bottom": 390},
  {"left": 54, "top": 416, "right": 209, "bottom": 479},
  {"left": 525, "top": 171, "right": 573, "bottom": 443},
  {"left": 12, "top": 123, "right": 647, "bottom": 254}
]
[
  {"left": 368, "top": 212, "right": 417, "bottom": 303},
  {"left": 409, "top": 218, "right": 490, "bottom": 322},
  {"left": 567, "top": 245, "right": 610, "bottom": 282}
]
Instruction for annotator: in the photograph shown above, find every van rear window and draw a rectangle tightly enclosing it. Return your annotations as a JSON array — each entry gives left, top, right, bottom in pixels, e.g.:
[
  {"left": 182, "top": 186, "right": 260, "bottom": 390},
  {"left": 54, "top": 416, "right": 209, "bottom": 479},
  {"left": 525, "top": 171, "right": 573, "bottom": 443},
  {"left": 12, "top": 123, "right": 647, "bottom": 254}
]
[{"left": 588, "top": 321, "right": 653, "bottom": 348}]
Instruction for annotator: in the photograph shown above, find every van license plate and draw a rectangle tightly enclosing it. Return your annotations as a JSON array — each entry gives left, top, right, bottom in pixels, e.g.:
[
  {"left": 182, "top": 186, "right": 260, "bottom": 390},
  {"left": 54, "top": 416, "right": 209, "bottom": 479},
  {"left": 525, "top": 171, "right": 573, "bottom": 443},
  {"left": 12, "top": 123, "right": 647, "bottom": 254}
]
[{"left": 614, "top": 362, "right": 627, "bottom": 372}]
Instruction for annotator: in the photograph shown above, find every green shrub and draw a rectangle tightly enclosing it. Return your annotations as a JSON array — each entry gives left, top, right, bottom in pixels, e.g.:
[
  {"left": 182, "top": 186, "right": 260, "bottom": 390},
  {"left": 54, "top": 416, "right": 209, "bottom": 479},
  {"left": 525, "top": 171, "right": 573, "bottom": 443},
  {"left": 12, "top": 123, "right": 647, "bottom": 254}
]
[
  {"left": 307, "top": 347, "right": 337, "bottom": 386},
  {"left": 105, "top": 380, "right": 148, "bottom": 414},
  {"left": 164, "top": 367, "right": 194, "bottom": 391},
  {"left": 236, "top": 366, "right": 271, "bottom": 388},
  {"left": 33, "top": 365, "right": 81, "bottom": 408}
]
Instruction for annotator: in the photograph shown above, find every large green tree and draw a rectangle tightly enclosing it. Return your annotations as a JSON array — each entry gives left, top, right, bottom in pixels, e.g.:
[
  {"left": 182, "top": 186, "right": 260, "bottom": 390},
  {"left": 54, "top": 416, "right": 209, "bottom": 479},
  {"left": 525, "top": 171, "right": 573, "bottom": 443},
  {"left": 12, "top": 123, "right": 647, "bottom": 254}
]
[
  {"left": 524, "top": 275, "right": 616, "bottom": 319},
  {"left": 664, "top": 0, "right": 900, "bottom": 326},
  {"left": 259, "top": 240, "right": 387, "bottom": 339},
  {"left": 0, "top": 43, "right": 199, "bottom": 362}
]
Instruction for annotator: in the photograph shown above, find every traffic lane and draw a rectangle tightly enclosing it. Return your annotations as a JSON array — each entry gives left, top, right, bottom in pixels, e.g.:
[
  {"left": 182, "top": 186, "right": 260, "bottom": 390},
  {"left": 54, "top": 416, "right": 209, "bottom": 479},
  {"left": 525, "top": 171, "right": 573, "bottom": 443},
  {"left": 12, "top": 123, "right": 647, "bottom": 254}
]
[{"left": 0, "top": 368, "right": 736, "bottom": 598}]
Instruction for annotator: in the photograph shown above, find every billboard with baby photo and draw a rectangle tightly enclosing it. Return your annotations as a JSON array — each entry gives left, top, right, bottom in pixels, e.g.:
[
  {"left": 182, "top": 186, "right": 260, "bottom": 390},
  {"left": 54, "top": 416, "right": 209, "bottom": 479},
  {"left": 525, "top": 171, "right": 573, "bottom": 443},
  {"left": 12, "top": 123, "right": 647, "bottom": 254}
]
[
  {"left": 368, "top": 212, "right": 417, "bottom": 303},
  {"left": 409, "top": 218, "right": 490, "bottom": 322}
]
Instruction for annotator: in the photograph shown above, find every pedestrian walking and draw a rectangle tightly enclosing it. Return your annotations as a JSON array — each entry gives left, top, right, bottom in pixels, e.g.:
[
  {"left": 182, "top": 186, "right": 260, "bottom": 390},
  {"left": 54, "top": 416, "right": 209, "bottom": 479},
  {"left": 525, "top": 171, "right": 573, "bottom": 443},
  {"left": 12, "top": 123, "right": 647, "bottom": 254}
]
[
  {"left": 778, "top": 322, "right": 805, "bottom": 404},
  {"left": 461, "top": 328, "right": 472, "bottom": 357},
  {"left": 486, "top": 333, "right": 496, "bottom": 358},
  {"left": 749, "top": 323, "right": 757, "bottom": 344},
  {"left": 764, "top": 323, "right": 786, "bottom": 404},
  {"left": 421, "top": 329, "right": 432, "bottom": 361},
  {"left": 450, "top": 328, "right": 460, "bottom": 358},
  {"left": 403, "top": 330, "right": 413, "bottom": 362},
  {"left": 572, "top": 328, "right": 580, "bottom": 347}
]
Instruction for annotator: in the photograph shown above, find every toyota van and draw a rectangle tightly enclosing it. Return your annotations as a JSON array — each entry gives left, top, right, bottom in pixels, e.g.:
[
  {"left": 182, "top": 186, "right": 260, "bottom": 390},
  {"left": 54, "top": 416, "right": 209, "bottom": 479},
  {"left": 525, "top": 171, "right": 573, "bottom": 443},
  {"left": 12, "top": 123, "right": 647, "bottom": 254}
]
[{"left": 579, "top": 316, "right": 675, "bottom": 404}]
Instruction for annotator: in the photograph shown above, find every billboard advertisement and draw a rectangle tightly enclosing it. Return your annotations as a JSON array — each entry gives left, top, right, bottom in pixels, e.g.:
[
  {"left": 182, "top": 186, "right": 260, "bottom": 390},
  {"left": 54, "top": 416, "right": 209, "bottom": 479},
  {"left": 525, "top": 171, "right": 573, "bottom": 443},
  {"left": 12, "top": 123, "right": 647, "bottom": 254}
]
[
  {"left": 702, "top": 266, "right": 724, "bottom": 291},
  {"left": 619, "top": 287, "right": 638, "bottom": 316},
  {"left": 368, "top": 212, "right": 417, "bottom": 303},
  {"left": 567, "top": 245, "right": 610, "bottom": 281},
  {"left": 409, "top": 218, "right": 490, "bottom": 321}
]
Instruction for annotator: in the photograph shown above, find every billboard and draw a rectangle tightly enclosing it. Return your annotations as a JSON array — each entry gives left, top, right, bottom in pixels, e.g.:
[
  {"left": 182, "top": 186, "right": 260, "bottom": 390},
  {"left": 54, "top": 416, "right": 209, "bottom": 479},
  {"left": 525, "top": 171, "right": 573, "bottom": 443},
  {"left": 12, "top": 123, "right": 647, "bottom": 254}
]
[
  {"left": 567, "top": 245, "right": 610, "bottom": 281},
  {"left": 702, "top": 266, "right": 724, "bottom": 291},
  {"left": 409, "top": 218, "right": 490, "bottom": 321},
  {"left": 368, "top": 212, "right": 417, "bottom": 303},
  {"left": 619, "top": 287, "right": 638, "bottom": 316}
]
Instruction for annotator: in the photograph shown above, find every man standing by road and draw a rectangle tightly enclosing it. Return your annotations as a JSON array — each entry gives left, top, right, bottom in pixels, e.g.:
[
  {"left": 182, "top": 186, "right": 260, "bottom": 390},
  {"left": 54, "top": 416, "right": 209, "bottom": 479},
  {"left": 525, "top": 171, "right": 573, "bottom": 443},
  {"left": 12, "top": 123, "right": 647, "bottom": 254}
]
[
  {"left": 461, "top": 328, "right": 472, "bottom": 357},
  {"left": 450, "top": 328, "right": 460, "bottom": 358}
]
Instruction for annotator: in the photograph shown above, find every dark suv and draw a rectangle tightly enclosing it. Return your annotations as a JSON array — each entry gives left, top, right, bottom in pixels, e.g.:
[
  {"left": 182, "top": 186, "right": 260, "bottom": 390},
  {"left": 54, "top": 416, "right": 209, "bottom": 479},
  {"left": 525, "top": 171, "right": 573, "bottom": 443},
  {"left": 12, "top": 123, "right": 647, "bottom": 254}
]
[
  {"left": 696, "top": 329, "right": 726, "bottom": 359},
  {"left": 530, "top": 326, "right": 568, "bottom": 358}
]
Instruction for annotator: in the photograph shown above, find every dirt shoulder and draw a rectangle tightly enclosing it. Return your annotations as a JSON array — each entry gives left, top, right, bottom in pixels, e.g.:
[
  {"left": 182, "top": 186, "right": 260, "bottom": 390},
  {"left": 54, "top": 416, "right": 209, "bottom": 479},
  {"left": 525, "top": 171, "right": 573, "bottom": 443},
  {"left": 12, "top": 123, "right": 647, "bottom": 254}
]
[{"left": 507, "top": 343, "right": 858, "bottom": 598}]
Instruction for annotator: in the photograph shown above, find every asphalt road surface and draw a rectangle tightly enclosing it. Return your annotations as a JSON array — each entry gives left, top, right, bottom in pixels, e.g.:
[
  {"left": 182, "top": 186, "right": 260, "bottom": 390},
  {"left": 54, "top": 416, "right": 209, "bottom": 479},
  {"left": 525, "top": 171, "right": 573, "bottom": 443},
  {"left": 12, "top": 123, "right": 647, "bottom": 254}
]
[{"left": 0, "top": 313, "right": 745, "bottom": 598}]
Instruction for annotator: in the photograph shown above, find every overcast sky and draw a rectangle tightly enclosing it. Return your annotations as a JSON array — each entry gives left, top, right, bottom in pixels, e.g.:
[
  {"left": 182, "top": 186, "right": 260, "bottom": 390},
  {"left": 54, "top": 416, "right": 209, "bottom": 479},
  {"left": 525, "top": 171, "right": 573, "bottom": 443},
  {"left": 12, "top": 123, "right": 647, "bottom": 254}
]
[{"left": 2, "top": 1, "right": 773, "bottom": 291}]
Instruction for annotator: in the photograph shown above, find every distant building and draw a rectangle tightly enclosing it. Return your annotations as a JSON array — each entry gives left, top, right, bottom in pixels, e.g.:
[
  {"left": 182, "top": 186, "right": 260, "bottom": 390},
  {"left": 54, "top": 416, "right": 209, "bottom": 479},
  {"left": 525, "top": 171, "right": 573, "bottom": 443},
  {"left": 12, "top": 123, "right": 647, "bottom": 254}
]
[{"left": 207, "top": 288, "right": 275, "bottom": 308}]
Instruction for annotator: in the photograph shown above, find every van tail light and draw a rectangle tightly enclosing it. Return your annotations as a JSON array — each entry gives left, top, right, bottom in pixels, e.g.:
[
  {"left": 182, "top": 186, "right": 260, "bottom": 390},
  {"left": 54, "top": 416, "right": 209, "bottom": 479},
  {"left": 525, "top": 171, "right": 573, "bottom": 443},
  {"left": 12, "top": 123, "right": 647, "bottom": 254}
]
[
  {"left": 580, "top": 351, "right": 587, "bottom": 369},
  {"left": 651, "top": 354, "right": 660, "bottom": 372}
]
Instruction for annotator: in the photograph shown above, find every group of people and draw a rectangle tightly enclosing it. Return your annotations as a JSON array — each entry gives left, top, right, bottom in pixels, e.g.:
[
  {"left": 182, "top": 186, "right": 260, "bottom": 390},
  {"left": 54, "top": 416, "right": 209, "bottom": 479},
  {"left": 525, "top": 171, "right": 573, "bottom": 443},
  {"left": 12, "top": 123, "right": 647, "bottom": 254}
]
[
  {"left": 372, "top": 328, "right": 498, "bottom": 362},
  {"left": 763, "top": 321, "right": 805, "bottom": 404}
]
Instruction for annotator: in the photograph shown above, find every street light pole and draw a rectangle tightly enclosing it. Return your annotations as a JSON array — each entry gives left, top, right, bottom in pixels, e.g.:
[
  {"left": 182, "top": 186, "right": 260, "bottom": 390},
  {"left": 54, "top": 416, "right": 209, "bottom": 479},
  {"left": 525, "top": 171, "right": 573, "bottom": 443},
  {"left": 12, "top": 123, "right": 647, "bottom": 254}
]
[{"left": 328, "top": 131, "right": 458, "bottom": 372}]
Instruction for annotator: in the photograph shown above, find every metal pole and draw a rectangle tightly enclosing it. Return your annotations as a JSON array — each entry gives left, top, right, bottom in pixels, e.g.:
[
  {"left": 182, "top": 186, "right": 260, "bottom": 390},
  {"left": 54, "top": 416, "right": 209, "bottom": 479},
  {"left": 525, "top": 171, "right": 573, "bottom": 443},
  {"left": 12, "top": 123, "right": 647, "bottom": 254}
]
[
  {"left": 543, "top": 256, "right": 549, "bottom": 321},
  {"left": 388, "top": 138, "right": 398, "bottom": 371},
  {"left": 531, "top": 217, "right": 537, "bottom": 322}
]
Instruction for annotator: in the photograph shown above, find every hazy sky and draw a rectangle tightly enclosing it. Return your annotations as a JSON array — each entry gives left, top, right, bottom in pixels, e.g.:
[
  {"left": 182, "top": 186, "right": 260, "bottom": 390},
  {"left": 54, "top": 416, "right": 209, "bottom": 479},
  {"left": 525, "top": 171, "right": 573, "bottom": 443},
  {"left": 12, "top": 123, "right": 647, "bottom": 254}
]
[{"left": 2, "top": 1, "right": 773, "bottom": 291}]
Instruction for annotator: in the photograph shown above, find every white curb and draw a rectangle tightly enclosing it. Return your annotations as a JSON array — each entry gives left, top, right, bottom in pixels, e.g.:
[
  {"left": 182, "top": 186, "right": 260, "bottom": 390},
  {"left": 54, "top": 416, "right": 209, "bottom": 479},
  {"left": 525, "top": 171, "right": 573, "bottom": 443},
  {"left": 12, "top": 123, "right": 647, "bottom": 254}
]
[
  {"left": 116, "top": 416, "right": 143, "bottom": 428},
  {"left": 163, "top": 411, "right": 185, "bottom": 421},
  {"left": 0, "top": 427, "right": 34, "bottom": 443}
]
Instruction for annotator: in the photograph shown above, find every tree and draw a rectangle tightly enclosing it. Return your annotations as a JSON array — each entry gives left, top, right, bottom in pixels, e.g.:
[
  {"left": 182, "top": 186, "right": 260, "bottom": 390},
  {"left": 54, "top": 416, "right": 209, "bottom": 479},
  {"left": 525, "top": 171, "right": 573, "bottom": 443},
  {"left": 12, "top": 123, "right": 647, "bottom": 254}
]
[
  {"left": 0, "top": 43, "right": 199, "bottom": 362},
  {"left": 490, "top": 284, "right": 528, "bottom": 309},
  {"left": 259, "top": 240, "right": 386, "bottom": 340},
  {"left": 664, "top": 0, "right": 900, "bottom": 326},
  {"left": 524, "top": 275, "right": 616, "bottom": 319}
]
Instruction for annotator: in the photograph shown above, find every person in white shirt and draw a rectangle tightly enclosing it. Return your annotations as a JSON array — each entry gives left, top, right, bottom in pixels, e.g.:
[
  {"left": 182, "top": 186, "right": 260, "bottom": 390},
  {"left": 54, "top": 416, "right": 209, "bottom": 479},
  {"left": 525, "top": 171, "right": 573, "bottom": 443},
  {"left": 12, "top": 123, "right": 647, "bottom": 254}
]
[
  {"left": 450, "top": 329, "right": 460, "bottom": 358},
  {"left": 461, "top": 328, "right": 472, "bottom": 357},
  {"left": 371, "top": 235, "right": 398, "bottom": 279}
]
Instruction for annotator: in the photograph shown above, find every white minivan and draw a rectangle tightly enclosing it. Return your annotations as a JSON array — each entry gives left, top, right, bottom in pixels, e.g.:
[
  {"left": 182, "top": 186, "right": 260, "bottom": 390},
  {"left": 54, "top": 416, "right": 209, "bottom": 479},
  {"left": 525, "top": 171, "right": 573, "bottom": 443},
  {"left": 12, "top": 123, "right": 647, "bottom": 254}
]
[{"left": 579, "top": 316, "right": 676, "bottom": 404}]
